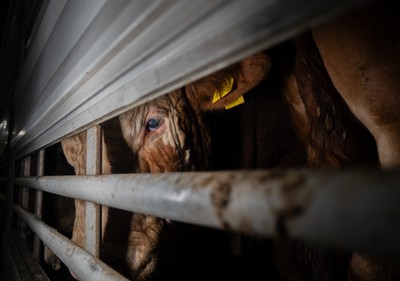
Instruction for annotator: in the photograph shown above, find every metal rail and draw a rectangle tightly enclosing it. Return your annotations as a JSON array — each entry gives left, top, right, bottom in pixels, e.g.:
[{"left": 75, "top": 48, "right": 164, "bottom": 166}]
[
  {"left": 15, "top": 168, "right": 400, "bottom": 259},
  {"left": 13, "top": 205, "right": 129, "bottom": 281}
]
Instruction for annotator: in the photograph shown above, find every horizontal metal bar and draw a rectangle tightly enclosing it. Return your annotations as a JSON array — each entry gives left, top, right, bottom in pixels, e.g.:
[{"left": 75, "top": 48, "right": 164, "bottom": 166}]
[
  {"left": 15, "top": 168, "right": 400, "bottom": 259},
  {"left": 13, "top": 205, "right": 129, "bottom": 281}
]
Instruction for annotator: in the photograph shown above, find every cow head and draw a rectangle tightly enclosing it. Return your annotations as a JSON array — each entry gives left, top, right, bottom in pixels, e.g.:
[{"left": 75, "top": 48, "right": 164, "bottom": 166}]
[
  {"left": 118, "top": 53, "right": 270, "bottom": 280},
  {"left": 119, "top": 52, "right": 270, "bottom": 173}
]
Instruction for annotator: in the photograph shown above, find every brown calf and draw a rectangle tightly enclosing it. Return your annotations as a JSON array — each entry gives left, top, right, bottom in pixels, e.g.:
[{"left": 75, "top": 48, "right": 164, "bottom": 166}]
[{"left": 61, "top": 53, "right": 270, "bottom": 280}]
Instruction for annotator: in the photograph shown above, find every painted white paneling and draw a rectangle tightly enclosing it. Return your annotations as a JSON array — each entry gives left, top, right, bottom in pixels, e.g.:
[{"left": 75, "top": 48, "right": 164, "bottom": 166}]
[{"left": 11, "top": 0, "right": 371, "bottom": 158}]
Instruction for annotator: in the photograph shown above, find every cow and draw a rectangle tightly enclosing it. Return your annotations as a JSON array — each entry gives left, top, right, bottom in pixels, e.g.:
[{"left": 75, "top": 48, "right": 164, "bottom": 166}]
[
  {"left": 269, "top": 0, "right": 400, "bottom": 280},
  {"left": 61, "top": 52, "right": 271, "bottom": 280},
  {"left": 310, "top": 1, "right": 400, "bottom": 279}
]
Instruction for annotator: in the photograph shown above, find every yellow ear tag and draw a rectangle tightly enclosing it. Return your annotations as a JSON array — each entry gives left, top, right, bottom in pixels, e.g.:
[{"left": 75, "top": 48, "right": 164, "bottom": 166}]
[
  {"left": 212, "top": 76, "right": 245, "bottom": 109},
  {"left": 224, "top": 95, "right": 244, "bottom": 109},
  {"left": 212, "top": 76, "right": 235, "bottom": 103}
]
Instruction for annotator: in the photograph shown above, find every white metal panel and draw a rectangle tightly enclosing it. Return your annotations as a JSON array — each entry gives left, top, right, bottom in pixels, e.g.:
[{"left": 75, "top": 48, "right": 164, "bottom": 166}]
[{"left": 11, "top": 0, "right": 373, "bottom": 159}]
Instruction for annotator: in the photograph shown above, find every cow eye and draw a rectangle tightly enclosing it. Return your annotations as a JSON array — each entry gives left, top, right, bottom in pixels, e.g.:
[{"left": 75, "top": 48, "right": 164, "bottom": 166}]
[{"left": 146, "top": 118, "right": 161, "bottom": 131}]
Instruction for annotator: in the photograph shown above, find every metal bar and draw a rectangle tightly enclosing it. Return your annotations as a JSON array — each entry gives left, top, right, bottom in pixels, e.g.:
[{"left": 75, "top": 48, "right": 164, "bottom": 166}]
[
  {"left": 22, "top": 156, "right": 31, "bottom": 208},
  {"left": 85, "top": 125, "right": 101, "bottom": 257},
  {"left": 34, "top": 149, "right": 44, "bottom": 259},
  {"left": 21, "top": 156, "right": 31, "bottom": 241},
  {"left": 14, "top": 168, "right": 400, "bottom": 259},
  {"left": 13, "top": 205, "right": 129, "bottom": 281},
  {"left": 35, "top": 149, "right": 60, "bottom": 271},
  {"left": 5, "top": 156, "right": 15, "bottom": 232}
]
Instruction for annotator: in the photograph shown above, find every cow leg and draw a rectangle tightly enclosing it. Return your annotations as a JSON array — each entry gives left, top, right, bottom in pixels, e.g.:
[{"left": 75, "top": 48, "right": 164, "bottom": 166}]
[
  {"left": 312, "top": 1, "right": 400, "bottom": 280},
  {"left": 61, "top": 132, "right": 88, "bottom": 250},
  {"left": 126, "top": 214, "right": 164, "bottom": 281}
]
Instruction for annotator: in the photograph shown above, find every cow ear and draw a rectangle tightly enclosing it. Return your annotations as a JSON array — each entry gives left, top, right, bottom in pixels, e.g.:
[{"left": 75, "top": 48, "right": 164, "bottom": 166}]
[{"left": 185, "top": 52, "right": 271, "bottom": 111}]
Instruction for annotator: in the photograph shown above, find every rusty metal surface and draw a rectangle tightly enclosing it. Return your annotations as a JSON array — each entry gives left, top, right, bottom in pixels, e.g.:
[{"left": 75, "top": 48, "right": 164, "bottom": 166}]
[{"left": 15, "top": 168, "right": 400, "bottom": 258}]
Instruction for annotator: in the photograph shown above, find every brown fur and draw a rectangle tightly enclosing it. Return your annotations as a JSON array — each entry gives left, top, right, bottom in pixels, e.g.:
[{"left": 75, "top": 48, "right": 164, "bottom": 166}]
[
  {"left": 61, "top": 131, "right": 87, "bottom": 253},
  {"left": 312, "top": 0, "right": 400, "bottom": 169},
  {"left": 293, "top": 32, "right": 378, "bottom": 168},
  {"left": 310, "top": 1, "right": 400, "bottom": 280}
]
